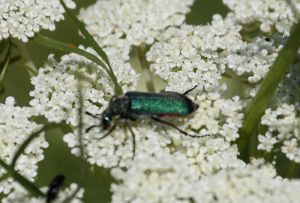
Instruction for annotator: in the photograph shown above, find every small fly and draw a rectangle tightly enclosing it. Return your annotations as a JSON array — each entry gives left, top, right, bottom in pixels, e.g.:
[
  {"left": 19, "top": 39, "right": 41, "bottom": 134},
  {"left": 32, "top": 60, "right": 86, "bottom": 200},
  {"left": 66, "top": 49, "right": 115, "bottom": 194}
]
[
  {"left": 46, "top": 174, "right": 65, "bottom": 203},
  {"left": 86, "top": 86, "right": 203, "bottom": 157}
]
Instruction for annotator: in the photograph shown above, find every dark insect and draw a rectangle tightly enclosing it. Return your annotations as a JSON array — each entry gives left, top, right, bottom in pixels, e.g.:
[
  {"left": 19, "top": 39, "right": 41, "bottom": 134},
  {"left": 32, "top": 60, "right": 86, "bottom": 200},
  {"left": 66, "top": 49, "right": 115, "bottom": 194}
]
[
  {"left": 46, "top": 174, "right": 65, "bottom": 203},
  {"left": 86, "top": 86, "right": 203, "bottom": 157}
]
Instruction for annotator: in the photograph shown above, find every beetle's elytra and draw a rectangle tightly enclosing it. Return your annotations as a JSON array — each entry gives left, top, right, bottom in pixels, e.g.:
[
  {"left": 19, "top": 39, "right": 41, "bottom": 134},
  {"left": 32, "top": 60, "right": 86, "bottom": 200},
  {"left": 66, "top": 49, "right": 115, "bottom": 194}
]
[{"left": 86, "top": 86, "right": 202, "bottom": 157}]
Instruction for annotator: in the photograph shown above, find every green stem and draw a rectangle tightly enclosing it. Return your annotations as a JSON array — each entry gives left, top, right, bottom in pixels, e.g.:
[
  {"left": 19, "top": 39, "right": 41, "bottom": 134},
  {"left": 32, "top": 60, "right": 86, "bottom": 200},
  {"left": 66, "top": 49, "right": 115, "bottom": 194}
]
[
  {"left": 11, "top": 123, "right": 61, "bottom": 169},
  {"left": 62, "top": 83, "right": 86, "bottom": 203},
  {"left": 59, "top": 0, "right": 123, "bottom": 96},
  {"left": 16, "top": 41, "right": 38, "bottom": 76},
  {"left": 0, "top": 159, "right": 44, "bottom": 197},
  {"left": 32, "top": 34, "right": 122, "bottom": 95},
  {"left": 138, "top": 44, "right": 155, "bottom": 92},
  {"left": 286, "top": 161, "right": 297, "bottom": 178},
  {"left": 237, "top": 22, "right": 300, "bottom": 158}
]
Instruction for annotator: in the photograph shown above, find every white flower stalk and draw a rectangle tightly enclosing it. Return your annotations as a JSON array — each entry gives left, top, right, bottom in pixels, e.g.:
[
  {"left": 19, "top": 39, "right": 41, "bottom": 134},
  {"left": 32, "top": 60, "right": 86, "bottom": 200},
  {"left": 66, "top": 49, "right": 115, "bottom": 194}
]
[
  {"left": 223, "top": 0, "right": 298, "bottom": 35},
  {"left": 192, "top": 159, "right": 300, "bottom": 203},
  {"left": 0, "top": 97, "right": 48, "bottom": 194},
  {"left": 0, "top": 0, "right": 76, "bottom": 42},
  {"left": 79, "top": 0, "right": 194, "bottom": 53},
  {"left": 2, "top": 182, "right": 84, "bottom": 203}
]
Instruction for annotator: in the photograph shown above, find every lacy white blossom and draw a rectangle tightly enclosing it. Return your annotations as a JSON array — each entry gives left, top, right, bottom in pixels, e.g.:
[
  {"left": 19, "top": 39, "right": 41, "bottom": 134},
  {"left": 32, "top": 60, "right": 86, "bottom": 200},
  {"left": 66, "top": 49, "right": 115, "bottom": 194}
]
[
  {"left": 0, "top": 97, "right": 48, "bottom": 194},
  {"left": 29, "top": 48, "right": 139, "bottom": 124},
  {"left": 0, "top": 0, "right": 75, "bottom": 42},
  {"left": 223, "top": 0, "right": 298, "bottom": 35},
  {"left": 112, "top": 155, "right": 300, "bottom": 203},
  {"left": 224, "top": 37, "right": 281, "bottom": 83},
  {"left": 111, "top": 152, "right": 200, "bottom": 203},
  {"left": 192, "top": 159, "right": 300, "bottom": 202},
  {"left": 29, "top": 48, "right": 139, "bottom": 168},
  {"left": 79, "top": 0, "right": 194, "bottom": 50},
  {"left": 259, "top": 103, "right": 300, "bottom": 162},
  {"left": 2, "top": 182, "right": 84, "bottom": 203},
  {"left": 147, "top": 15, "right": 242, "bottom": 95}
]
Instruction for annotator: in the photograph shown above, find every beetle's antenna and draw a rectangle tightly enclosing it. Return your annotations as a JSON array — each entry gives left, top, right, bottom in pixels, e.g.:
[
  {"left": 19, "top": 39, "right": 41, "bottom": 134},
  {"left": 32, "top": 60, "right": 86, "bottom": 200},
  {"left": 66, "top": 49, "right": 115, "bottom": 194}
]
[
  {"left": 183, "top": 85, "right": 198, "bottom": 95},
  {"left": 126, "top": 124, "right": 136, "bottom": 159},
  {"left": 85, "top": 124, "right": 102, "bottom": 133},
  {"left": 85, "top": 111, "right": 101, "bottom": 119},
  {"left": 151, "top": 116, "right": 209, "bottom": 138}
]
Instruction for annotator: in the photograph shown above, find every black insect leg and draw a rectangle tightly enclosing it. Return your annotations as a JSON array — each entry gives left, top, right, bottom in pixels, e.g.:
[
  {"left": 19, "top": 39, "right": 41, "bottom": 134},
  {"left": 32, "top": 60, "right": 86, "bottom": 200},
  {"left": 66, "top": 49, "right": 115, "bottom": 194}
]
[
  {"left": 85, "top": 124, "right": 102, "bottom": 133},
  {"left": 125, "top": 123, "right": 136, "bottom": 159},
  {"left": 151, "top": 116, "right": 205, "bottom": 138},
  {"left": 183, "top": 85, "right": 198, "bottom": 95},
  {"left": 98, "top": 125, "right": 116, "bottom": 140}
]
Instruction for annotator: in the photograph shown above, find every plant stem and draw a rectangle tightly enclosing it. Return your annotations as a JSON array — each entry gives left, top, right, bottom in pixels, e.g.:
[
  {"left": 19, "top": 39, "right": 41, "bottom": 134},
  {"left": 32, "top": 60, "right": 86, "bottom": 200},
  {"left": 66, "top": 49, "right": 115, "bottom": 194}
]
[
  {"left": 59, "top": 0, "right": 123, "bottom": 96},
  {"left": 0, "top": 159, "right": 44, "bottom": 197},
  {"left": 11, "top": 123, "right": 61, "bottom": 169},
  {"left": 237, "top": 22, "right": 300, "bottom": 159},
  {"left": 138, "top": 44, "right": 155, "bottom": 92},
  {"left": 32, "top": 34, "right": 122, "bottom": 95}
]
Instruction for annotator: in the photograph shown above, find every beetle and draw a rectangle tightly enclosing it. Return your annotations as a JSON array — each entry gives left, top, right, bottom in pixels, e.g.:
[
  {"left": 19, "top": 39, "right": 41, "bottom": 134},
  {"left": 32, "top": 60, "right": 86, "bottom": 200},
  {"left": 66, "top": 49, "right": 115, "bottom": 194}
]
[
  {"left": 86, "top": 86, "right": 203, "bottom": 157},
  {"left": 46, "top": 174, "right": 65, "bottom": 203}
]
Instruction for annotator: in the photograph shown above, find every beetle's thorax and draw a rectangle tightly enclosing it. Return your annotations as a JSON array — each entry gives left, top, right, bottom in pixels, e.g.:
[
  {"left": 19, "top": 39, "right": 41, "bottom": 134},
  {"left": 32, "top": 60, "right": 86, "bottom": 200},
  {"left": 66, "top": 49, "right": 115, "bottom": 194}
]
[{"left": 109, "top": 96, "right": 130, "bottom": 116}]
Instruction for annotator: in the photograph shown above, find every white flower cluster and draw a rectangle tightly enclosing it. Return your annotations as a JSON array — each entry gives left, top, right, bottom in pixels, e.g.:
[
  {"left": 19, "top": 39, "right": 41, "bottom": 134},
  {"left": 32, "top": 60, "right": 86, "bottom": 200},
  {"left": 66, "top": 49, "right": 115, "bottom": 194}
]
[
  {"left": 192, "top": 159, "right": 300, "bottom": 202},
  {"left": 29, "top": 49, "right": 138, "bottom": 124},
  {"left": 79, "top": 0, "right": 194, "bottom": 52},
  {"left": 29, "top": 49, "right": 139, "bottom": 168},
  {"left": 147, "top": 15, "right": 240, "bottom": 95},
  {"left": 112, "top": 156, "right": 300, "bottom": 203},
  {"left": 147, "top": 15, "right": 281, "bottom": 97},
  {"left": 111, "top": 152, "right": 200, "bottom": 203},
  {"left": 0, "top": 0, "right": 75, "bottom": 42},
  {"left": 2, "top": 182, "right": 84, "bottom": 203},
  {"left": 256, "top": 37, "right": 300, "bottom": 162},
  {"left": 223, "top": 0, "right": 297, "bottom": 35},
  {"left": 0, "top": 97, "right": 48, "bottom": 194},
  {"left": 258, "top": 103, "right": 300, "bottom": 163}
]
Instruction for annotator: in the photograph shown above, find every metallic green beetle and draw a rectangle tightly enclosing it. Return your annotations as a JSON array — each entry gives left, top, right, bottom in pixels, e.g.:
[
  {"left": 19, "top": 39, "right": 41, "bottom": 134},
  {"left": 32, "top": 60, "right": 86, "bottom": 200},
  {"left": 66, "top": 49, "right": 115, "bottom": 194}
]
[{"left": 86, "top": 86, "right": 200, "bottom": 156}]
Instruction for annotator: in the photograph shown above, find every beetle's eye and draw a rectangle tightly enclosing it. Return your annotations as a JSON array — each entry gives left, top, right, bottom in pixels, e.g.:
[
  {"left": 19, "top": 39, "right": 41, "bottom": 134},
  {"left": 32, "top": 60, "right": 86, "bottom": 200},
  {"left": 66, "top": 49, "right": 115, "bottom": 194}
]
[{"left": 102, "top": 115, "right": 112, "bottom": 130}]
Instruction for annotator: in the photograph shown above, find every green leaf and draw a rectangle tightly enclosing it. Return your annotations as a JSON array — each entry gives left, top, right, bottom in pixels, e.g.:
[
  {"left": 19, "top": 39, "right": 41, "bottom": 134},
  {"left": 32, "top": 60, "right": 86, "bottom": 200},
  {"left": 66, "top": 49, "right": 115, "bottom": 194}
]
[
  {"left": 59, "top": 0, "right": 123, "bottom": 95},
  {"left": 238, "top": 22, "right": 300, "bottom": 158}
]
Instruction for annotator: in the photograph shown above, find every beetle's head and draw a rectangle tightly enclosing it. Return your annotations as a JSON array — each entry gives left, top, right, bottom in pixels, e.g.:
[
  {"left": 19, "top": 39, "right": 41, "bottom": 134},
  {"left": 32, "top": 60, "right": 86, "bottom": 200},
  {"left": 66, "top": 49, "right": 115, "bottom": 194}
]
[{"left": 102, "top": 109, "right": 113, "bottom": 130}]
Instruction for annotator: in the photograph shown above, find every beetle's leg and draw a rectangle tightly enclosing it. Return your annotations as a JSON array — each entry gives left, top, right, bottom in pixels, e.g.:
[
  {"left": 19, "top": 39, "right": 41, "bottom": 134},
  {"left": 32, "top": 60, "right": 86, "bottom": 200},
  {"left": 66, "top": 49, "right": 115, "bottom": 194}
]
[
  {"left": 151, "top": 116, "right": 206, "bottom": 138},
  {"left": 183, "top": 85, "right": 198, "bottom": 95},
  {"left": 85, "top": 124, "right": 102, "bottom": 133},
  {"left": 85, "top": 111, "right": 101, "bottom": 119},
  {"left": 125, "top": 123, "right": 136, "bottom": 159},
  {"left": 99, "top": 125, "right": 116, "bottom": 140}
]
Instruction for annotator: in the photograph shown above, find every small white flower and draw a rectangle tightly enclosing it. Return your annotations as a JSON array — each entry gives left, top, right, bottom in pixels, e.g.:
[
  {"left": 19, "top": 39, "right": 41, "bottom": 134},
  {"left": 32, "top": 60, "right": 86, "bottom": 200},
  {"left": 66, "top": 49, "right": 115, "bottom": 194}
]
[
  {"left": 259, "top": 103, "right": 300, "bottom": 162},
  {"left": 192, "top": 159, "right": 300, "bottom": 202},
  {"left": 79, "top": 0, "right": 194, "bottom": 48},
  {"left": 0, "top": 0, "right": 76, "bottom": 42},
  {"left": 258, "top": 132, "right": 278, "bottom": 152},
  {"left": 223, "top": 0, "right": 297, "bottom": 35},
  {"left": 0, "top": 97, "right": 48, "bottom": 194}
]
